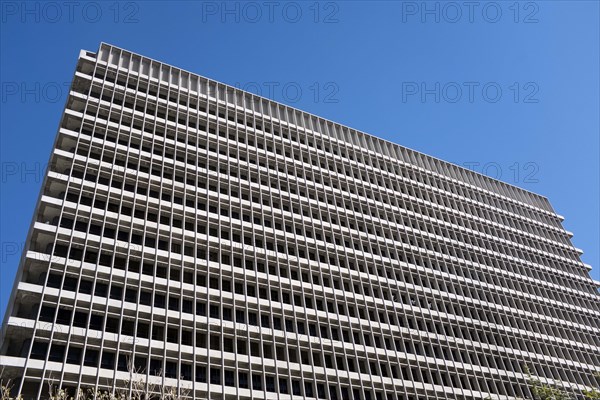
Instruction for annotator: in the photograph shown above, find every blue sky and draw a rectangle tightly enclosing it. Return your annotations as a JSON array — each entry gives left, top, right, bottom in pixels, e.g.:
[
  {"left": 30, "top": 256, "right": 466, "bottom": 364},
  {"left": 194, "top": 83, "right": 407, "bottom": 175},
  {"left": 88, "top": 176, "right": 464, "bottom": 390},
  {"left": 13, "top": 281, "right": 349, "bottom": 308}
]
[{"left": 1, "top": 1, "right": 598, "bottom": 319}]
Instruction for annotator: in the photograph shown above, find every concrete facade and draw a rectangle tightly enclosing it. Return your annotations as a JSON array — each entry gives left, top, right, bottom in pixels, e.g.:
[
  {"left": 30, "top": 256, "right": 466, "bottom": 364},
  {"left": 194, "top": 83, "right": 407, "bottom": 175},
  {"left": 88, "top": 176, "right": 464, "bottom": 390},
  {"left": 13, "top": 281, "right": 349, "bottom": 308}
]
[{"left": 1, "top": 43, "right": 599, "bottom": 400}]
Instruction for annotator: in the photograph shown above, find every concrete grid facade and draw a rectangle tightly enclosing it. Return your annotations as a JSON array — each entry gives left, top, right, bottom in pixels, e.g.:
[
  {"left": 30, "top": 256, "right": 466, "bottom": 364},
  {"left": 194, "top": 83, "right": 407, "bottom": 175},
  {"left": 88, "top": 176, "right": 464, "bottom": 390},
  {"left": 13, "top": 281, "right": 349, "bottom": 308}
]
[{"left": 1, "top": 43, "right": 599, "bottom": 400}]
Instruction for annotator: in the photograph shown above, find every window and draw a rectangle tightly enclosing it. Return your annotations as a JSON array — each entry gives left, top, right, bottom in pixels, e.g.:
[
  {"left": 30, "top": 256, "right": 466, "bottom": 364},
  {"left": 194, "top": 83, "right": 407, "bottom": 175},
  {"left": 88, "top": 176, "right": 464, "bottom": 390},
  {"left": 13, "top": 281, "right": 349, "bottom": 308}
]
[
  {"left": 279, "top": 378, "right": 289, "bottom": 394},
  {"left": 236, "top": 339, "right": 247, "bottom": 355},
  {"left": 239, "top": 372, "right": 249, "bottom": 388},
  {"left": 266, "top": 376, "right": 276, "bottom": 392},
  {"left": 196, "top": 366, "right": 207, "bottom": 382},
  {"left": 224, "top": 370, "right": 235, "bottom": 386},
  {"left": 209, "top": 305, "right": 220, "bottom": 318},
  {"left": 83, "top": 348, "right": 99, "bottom": 366},
  {"left": 101, "top": 351, "right": 115, "bottom": 369},
  {"left": 66, "top": 346, "right": 82, "bottom": 364},
  {"left": 210, "top": 368, "right": 221, "bottom": 384},
  {"left": 31, "top": 341, "right": 48, "bottom": 360},
  {"left": 252, "top": 374, "right": 262, "bottom": 390},
  {"left": 305, "top": 382, "right": 314, "bottom": 397}
]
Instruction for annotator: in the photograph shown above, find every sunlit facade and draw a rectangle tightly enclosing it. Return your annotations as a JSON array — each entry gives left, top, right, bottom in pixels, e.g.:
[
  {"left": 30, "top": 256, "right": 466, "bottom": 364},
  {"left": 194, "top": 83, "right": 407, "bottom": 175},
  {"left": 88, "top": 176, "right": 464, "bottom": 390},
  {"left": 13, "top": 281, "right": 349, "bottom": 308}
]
[{"left": 1, "top": 43, "right": 599, "bottom": 400}]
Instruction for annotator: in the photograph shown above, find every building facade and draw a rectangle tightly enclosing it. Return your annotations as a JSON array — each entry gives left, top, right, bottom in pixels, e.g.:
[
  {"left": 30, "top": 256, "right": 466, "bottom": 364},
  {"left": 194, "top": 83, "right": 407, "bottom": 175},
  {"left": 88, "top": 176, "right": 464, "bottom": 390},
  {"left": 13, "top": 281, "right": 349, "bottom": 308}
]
[{"left": 1, "top": 43, "right": 599, "bottom": 400}]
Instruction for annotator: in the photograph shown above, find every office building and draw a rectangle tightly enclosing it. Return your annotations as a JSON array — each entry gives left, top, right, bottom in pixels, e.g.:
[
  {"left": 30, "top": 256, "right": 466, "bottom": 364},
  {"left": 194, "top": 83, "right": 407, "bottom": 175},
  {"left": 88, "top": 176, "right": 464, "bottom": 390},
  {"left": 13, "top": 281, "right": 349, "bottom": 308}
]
[{"left": 1, "top": 43, "right": 599, "bottom": 400}]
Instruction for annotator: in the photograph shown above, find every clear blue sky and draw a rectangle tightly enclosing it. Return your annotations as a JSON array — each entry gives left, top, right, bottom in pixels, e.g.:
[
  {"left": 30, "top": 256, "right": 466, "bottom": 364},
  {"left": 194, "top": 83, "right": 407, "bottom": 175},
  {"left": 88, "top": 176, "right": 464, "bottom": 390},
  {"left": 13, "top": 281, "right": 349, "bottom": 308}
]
[{"left": 1, "top": 1, "right": 598, "bottom": 320}]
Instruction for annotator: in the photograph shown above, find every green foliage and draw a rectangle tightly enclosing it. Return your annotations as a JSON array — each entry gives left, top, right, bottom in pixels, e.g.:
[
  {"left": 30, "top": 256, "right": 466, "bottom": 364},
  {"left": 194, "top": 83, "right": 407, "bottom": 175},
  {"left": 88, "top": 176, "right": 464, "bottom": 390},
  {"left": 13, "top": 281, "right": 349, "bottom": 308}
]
[
  {"left": 581, "top": 372, "right": 600, "bottom": 400},
  {"left": 582, "top": 388, "right": 600, "bottom": 400},
  {"left": 524, "top": 365, "right": 600, "bottom": 400},
  {"left": 524, "top": 365, "right": 572, "bottom": 400}
]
